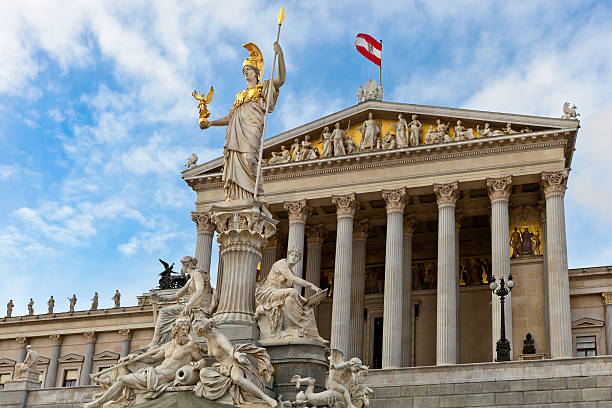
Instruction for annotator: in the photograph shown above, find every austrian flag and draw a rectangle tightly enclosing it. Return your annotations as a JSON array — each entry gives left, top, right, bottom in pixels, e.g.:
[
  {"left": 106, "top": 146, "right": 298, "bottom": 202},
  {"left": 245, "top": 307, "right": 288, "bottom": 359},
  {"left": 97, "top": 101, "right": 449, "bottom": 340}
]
[{"left": 355, "top": 33, "right": 382, "bottom": 66}]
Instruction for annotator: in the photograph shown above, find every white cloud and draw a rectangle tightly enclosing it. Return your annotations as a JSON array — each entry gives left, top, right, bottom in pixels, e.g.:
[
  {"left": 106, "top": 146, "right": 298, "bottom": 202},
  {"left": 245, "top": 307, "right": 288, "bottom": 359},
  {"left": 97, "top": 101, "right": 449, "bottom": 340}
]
[
  {"left": 0, "top": 164, "right": 18, "bottom": 180},
  {"left": 118, "top": 231, "right": 177, "bottom": 256}
]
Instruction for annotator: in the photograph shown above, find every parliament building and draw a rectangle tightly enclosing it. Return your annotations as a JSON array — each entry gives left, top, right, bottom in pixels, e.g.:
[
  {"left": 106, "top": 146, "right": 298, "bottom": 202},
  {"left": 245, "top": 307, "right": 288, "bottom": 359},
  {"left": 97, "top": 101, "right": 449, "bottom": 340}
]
[{"left": 2, "top": 95, "right": 612, "bottom": 407}]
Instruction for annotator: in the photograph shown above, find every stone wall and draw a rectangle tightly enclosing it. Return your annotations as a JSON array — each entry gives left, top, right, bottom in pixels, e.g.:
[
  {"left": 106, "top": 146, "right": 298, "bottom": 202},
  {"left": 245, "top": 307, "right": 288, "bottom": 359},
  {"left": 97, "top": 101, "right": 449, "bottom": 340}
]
[{"left": 367, "top": 356, "right": 612, "bottom": 407}]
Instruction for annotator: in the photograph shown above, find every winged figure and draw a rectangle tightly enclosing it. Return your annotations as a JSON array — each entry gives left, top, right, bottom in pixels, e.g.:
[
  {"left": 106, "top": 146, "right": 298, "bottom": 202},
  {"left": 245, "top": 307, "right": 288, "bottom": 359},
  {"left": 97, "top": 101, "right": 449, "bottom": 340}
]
[
  {"left": 562, "top": 102, "right": 580, "bottom": 120},
  {"left": 185, "top": 153, "right": 198, "bottom": 169},
  {"left": 193, "top": 86, "right": 214, "bottom": 128}
]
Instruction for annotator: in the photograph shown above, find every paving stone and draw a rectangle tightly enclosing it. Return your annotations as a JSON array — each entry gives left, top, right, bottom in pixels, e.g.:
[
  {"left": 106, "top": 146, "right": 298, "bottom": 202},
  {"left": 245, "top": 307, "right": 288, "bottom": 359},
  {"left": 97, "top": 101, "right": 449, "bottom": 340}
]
[
  {"left": 568, "top": 376, "right": 598, "bottom": 389},
  {"left": 524, "top": 390, "right": 553, "bottom": 404},
  {"left": 553, "top": 389, "right": 583, "bottom": 403},
  {"left": 582, "top": 387, "right": 612, "bottom": 401},
  {"left": 495, "top": 391, "right": 524, "bottom": 405},
  {"left": 413, "top": 396, "right": 440, "bottom": 408}
]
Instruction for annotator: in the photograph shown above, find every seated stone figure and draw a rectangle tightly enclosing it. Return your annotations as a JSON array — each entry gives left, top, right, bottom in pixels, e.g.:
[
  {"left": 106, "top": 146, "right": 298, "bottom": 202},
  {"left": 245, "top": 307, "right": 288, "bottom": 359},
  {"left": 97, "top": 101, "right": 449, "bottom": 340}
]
[
  {"left": 14, "top": 345, "right": 39, "bottom": 379},
  {"left": 255, "top": 249, "right": 327, "bottom": 343},
  {"left": 83, "top": 317, "right": 203, "bottom": 408}
]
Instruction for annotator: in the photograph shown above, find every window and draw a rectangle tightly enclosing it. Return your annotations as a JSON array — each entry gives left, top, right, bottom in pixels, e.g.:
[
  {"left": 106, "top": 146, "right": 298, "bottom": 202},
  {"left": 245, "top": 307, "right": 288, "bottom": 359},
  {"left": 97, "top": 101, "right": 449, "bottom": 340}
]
[
  {"left": 0, "top": 373, "right": 12, "bottom": 390},
  {"left": 576, "top": 336, "right": 597, "bottom": 357},
  {"left": 62, "top": 369, "right": 78, "bottom": 387}
]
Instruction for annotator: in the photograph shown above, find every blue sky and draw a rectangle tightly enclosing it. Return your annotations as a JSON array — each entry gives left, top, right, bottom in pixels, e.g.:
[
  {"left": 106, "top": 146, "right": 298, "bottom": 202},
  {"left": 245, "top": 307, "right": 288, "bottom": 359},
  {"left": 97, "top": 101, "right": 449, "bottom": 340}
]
[{"left": 1, "top": 1, "right": 611, "bottom": 314}]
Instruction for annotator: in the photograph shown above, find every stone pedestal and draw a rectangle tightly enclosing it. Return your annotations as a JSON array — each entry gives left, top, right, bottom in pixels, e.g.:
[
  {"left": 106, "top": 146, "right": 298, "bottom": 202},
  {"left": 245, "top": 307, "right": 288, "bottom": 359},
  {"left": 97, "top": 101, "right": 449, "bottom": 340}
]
[
  {"left": 0, "top": 369, "right": 41, "bottom": 408},
  {"left": 211, "top": 200, "right": 277, "bottom": 341},
  {"left": 260, "top": 339, "right": 328, "bottom": 402}
]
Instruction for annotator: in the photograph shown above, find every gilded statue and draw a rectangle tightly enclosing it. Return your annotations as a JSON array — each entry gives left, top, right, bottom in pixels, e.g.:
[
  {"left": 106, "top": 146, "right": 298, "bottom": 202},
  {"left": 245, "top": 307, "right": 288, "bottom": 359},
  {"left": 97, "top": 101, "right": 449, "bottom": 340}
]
[
  {"left": 201, "top": 42, "right": 286, "bottom": 201},
  {"left": 192, "top": 86, "right": 214, "bottom": 128}
]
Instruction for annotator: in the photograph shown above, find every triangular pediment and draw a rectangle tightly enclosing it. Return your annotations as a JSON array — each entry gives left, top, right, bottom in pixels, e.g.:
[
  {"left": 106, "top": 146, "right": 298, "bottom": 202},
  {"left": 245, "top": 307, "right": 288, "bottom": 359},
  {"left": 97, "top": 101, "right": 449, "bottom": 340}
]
[
  {"left": 93, "top": 351, "right": 120, "bottom": 361},
  {"left": 58, "top": 353, "right": 84, "bottom": 363},
  {"left": 0, "top": 358, "right": 16, "bottom": 368},
  {"left": 572, "top": 317, "right": 604, "bottom": 328},
  {"left": 183, "top": 99, "right": 579, "bottom": 183}
]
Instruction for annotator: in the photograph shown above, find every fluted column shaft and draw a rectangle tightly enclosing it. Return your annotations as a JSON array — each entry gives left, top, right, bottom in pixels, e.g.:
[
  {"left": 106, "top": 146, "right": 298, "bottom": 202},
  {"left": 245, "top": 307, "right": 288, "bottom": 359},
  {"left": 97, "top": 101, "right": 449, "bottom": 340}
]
[
  {"left": 260, "top": 237, "right": 277, "bottom": 281},
  {"left": 79, "top": 332, "right": 96, "bottom": 386},
  {"left": 603, "top": 293, "right": 612, "bottom": 355},
  {"left": 350, "top": 220, "right": 369, "bottom": 360},
  {"left": 488, "top": 177, "right": 513, "bottom": 360},
  {"left": 382, "top": 189, "right": 406, "bottom": 368},
  {"left": 305, "top": 225, "right": 326, "bottom": 298},
  {"left": 330, "top": 194, "right": 357, "bottom": 356},
  {"left": 284, "top": 200, "right": 308, "bottom": 280},
  {"left": 543, "top": 170, "right": 572, "bottom": 358},
  {"left": 455, "top": 211, "right": 463, "bottom": 362},
  {"left": 402, "top": 216, "right": 416, "bottom": 367},
  {"left": 434, "top": 182, "right": 458, "bottom": 365},
  {"left": 45, "top": 335, "right": 62, "bottom": 388},
  {"left": 541, "top": 206, "right": 551, "bottom": 355},
  {"left": 192, "top": 211, "right": 215, "bottom": 272}
]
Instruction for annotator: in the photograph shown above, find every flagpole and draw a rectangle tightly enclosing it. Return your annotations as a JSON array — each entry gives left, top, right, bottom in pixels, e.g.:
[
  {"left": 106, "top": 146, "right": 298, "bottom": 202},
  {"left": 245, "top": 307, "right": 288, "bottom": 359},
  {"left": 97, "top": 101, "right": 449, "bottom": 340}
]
[
  {"left": 379, "top": 39, "right": 382, "bottom": 87},
  {"left": 254, "top": 7, "right": 284, "bottom": 202}
]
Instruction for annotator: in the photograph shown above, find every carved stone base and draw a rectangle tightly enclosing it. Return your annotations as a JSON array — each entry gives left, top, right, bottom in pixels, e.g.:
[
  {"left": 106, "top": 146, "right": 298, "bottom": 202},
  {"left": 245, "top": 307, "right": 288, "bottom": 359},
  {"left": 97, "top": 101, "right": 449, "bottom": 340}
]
[
  {"left": 211, "top": 200, "right": 277, "bottom": 339},
  {"left": 260, "top": 339, "right": 328, "bottom": 402},
  {"left": 1, "top": 370, "right": 42, "bottom": 408},
  {"left": 131, "top": 390, "right": 234, "bottom": 407}
]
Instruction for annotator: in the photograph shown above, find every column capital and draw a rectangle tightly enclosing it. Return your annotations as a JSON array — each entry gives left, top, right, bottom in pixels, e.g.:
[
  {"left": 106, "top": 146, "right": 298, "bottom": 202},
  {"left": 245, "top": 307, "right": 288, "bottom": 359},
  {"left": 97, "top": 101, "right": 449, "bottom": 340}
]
[
  {"left": 487, "top": 176, "right": 512, "bottom": 202},
  {"left": 455, "top": 209, "right": 464, "bottom": 232},
  {"left": 603, "top": 292, "right": 612, "bottom": 306},
  {"left": 284, "top": 199, "right": 309, "bottom": 224},
  {"left": 353, "top": 219, "right": 369, "bottom": 241},
  {"left": 382, "top": 188, "right": 407, "bottom": 213},
  {"left": 332, "top": 193, "right": 357, "bottom": 218},
  {"left": 403, "top": 215, "right": 417, "bottom": 235},
  {"left": 118, "top": 329, "right": 132, "bottom": 340},
  {"left": 433, "top": 182, "right": 459, "bottom": 207},
  {"left": 15, "top": 337, "right": 27, "bottom": 347},
  {"left": 306, "top": 224, "right": 326, "bottom": 246},
  {"left": 262, "top": 235, "right": 278, "bottom": 250},
  {"left": 542, "top": 169, "right": 569, "bottom": 198},
  {"left": 191, "top": 210, "right": 215, "bottom": 234},
  {"left": 49, "top": 334, "right": 62, "bottom": 345},
  {"left": 84, "top": 331, "right": 97, "bottom": 344}
]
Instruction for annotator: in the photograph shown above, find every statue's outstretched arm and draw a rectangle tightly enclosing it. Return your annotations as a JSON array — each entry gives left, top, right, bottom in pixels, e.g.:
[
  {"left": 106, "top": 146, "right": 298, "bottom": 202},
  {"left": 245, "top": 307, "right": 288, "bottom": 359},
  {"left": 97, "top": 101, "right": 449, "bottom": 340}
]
[
  {"left": 273, "top": 41, "right": 286, "bottom": 89},
  {"left": 203, "top": 115, "right": 229, "bottom": 129}
]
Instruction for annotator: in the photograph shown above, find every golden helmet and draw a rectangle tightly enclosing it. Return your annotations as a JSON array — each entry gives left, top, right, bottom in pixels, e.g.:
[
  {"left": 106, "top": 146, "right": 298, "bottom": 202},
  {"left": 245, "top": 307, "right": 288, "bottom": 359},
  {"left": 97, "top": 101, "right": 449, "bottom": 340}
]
[{"left": 242, "top": 42, "right": 264, "bottom": 81}]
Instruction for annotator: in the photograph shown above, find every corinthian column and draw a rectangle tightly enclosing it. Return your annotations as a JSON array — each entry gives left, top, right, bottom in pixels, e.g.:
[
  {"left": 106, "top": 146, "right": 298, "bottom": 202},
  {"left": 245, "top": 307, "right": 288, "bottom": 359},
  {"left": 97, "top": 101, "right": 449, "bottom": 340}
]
[
  {"left": 79, "top": 331, "right": 96, "bottom": 386},
  {"left": 305, "top": 225, "right": 326, "bottom": 297},
  {"left": 382, "top": 188, "right": 406, "bottom": 368},
  {"left": 45, "top": 334, "right": 62, "bottom": 388},
  {"left": 350, "top": 219, "right": 369, "bottom": 360},
  {"left": 331, "top": 193, "right": 357, "bottom": 356},
  {"left": 542, "top": 170, "right": 572, "bottom": 358},
  {"left": 455, "top": 210, "right": 463, "bottom": 362},
  {"left": 284, "top": 200, "right": 309, "bottom": 279},
  {"left": 434, "top": 182, "right": 459, "bottom": 365},
  {"left": 487, "top": 176, "right": 513, "bottom": 360},
  {"left": 402, "top": 215, "right": 416, "bottom": 367},
  {"left": 15, "top": 337, "right": 27, "bottom": 363},
  {"left": 192, "top": 210, "right": 215, "bottom": 272},
  {"left": 602, "top": 293, "right": 612, "bottom": 355},
  {"left": 119, "top": 329, "right": 132, "bottom": 358},
  {"left": 260, "top": 236, "right": 278, "bottom": 281}
]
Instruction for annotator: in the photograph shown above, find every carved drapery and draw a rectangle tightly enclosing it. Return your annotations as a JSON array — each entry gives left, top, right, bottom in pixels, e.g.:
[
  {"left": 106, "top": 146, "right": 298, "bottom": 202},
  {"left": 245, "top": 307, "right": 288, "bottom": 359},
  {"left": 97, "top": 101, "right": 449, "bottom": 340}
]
[
  {"left": 353, "top": 219, "right": 369, "bottom": 241},
  {"left": 433, "top": 182, "right": 459, "bottom": 207},
  {"left": 541, "top": 170, "right": 569, "bottom": 198},
  {"left": 332, "top": 193, "right": 357, "bottom": 218},
  {"left": 191, "top": 210, "right": 215, "bottom": 234},
  {"left": 284, "top": 199, "right": 309, "bottom": 224},
  {"left": 382, "top": 188, "right": 407, "bottom": 213},
  {"left": 487, "top": 176, "right": 512, "bottom": 203}
]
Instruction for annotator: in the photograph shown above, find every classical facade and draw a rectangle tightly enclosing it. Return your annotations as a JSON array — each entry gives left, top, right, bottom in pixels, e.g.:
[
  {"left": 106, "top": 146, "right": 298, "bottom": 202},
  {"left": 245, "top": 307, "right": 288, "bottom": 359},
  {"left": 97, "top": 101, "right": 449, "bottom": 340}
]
[{"left": 2, "top": 99, "right": 612, "bottom": 407}]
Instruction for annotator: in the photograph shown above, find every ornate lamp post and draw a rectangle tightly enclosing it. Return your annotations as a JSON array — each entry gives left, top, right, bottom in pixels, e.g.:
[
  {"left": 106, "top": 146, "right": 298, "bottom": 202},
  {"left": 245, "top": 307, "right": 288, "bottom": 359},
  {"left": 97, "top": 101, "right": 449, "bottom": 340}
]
[{"left": 490, "top": 274, "right": 515, "bottom": 362}]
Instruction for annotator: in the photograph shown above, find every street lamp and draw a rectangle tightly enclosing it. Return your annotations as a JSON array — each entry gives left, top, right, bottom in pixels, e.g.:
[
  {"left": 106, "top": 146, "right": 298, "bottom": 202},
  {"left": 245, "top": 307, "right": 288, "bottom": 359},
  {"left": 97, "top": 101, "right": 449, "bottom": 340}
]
[{"left": 490, "top": 273, "right": 515, "bottom": 362}]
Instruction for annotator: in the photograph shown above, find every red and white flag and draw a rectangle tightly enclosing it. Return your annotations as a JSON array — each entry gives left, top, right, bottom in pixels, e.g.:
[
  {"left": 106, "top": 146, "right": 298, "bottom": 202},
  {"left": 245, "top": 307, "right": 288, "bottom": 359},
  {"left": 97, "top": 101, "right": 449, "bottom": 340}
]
[{"left": 355, "top": 33, "right": 382, "bottom": 66}]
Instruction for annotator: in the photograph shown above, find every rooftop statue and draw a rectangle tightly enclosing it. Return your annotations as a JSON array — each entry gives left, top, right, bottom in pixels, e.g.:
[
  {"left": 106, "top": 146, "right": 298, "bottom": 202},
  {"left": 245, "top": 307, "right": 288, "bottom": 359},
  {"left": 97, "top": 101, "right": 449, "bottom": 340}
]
[
  {"left": 112, "top": 290, "right": 121, "bottom": 308},
  {"left": 200, "top": 41, "right": 286, "bottom": 201},
  {"left": 68, "top": 294, "right": 77, "bottom": 313},
  {"left": 6, "top": 299, "right": 13, "bottom": 318},
  {"left": 158, "top": 258, "right": 189, "bottom": 289},
  {"left": 562, "top": 102, "right": 580, "bottom": 120},
  {"left": 90, "top": 292, "right": 99, "bottom": 311},
  {"left": 27, "top": 298, "right": 34, "bottom": 316},
  {"left": 184, "top": 153, "right": 198, "bottom": 170},
  {"left": 47, "top": 296, "right": 54, "bottom": 314}
]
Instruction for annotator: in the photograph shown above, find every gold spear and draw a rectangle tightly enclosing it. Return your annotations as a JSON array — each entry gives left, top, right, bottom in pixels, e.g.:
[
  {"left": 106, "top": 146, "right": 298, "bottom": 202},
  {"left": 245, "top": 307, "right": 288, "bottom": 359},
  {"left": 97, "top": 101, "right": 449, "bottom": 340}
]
[{"left": 254, "top": 6, "right": 285, "bottom": 201}]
